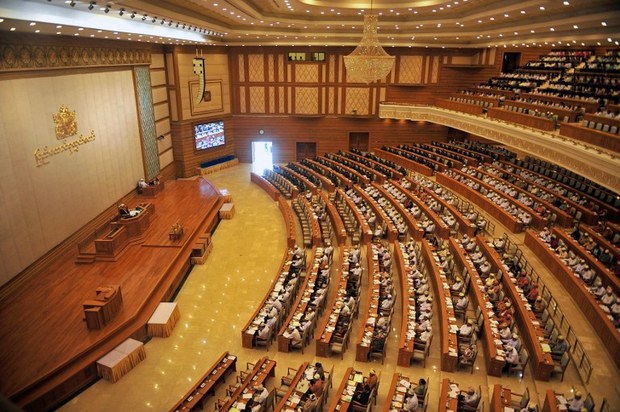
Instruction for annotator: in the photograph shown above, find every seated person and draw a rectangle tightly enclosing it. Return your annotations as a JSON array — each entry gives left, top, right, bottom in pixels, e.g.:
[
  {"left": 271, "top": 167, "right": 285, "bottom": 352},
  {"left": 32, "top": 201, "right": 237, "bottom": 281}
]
[
  {"left": 314, "top": 362, "right": 325, "bottom": 381},
  {"left": 405, "top": 388, "right": 419, "bottom": 412},
  {"left": 460, "top": 387, "right": 480, "bottom": 408},
  {"left": 351, "top": 384, "right": 371, "bottom": 406},
  {"left": 459, "top": 344, "right": 476, "bottom": 364},
  {"left": 310, "top": 375, "right": 324, "bottom": 398},
  {"left": 566, "top": 392, "right": 585, "bottom": 412},
  {"left": 253, "top": 385, "right": 269, "bottom": 405},
  {"left": 118, "top": 203, "right": 130, "bottom": 218},
  {"left": 365, "top": 369, "right": 378, "bottom": 391},
  {"left": 454, "top": 293, "right": 469, "bottom": 311},
  {"left": 303, "top": 393, "right": 319, "bottom": 412},
  {"left": 520, "top": 403, "right": 538, "bottom": 412},
  {"left": 550, "top": 335, "right": 568, "bottom": 358},
  {"left": 503, "top": 344, "right": 519, "bottom": 372},
  {"left": 459, "top": 319, "right": 474, "bottom": 337},
  {"left": 414, "top": 378, "right": 427, "bottom": 397}
]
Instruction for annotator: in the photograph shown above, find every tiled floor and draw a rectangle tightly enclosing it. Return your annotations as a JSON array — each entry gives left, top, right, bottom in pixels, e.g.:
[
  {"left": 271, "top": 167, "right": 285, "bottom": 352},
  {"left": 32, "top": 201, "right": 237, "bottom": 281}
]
[{"left": 60, "top": 164, "right": 619, "bottom": 412}]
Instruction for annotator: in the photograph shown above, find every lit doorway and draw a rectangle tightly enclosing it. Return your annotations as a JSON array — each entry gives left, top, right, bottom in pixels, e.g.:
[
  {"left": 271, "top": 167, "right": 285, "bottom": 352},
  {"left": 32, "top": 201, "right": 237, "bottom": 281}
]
[{"left": 252, "top": 141, "right": 273, "bottom": 174}]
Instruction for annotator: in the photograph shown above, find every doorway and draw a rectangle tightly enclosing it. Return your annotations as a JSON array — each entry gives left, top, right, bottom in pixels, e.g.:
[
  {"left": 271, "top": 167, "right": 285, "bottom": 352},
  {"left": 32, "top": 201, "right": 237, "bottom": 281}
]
[
  {"left": 349, "top": 132, "right": 369, "bottom": 152},
  {"left": 296, "top": 142, "right": 317, "bottom": 162},
  {"left": 251, "top": 141, "right": 273, "bottom": 174},
  {"left": 502, "top": 52, "right": 521, "bottom": 73}
]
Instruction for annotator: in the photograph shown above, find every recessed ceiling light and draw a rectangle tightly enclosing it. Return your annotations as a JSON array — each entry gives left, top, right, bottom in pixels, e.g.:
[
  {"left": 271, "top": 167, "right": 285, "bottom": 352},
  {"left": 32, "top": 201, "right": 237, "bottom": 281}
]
[
  {"left": 563, "top": 1, "right": 569, "bottom": 4},
  {"left": 573, "top": 25, "right": 578, "bottom": 29},
  {"left": 601, "top": 22, "right": 607, "bottom": 26},
  {"left": 29, "top": 22, "right": 36, "bottom": 26},
  {"left": 10, "top": 27, "right": 16, "bottom": 31},
  {"left": 35, "top": 29, "right": 40, "bottom": 33},
  {"left": 540, "top": 6, "right": 545, "bottom": 10},
  {"left": 56, "top": 31, "right": 61, "bottom": 34},
  {"left": 550, "top": 28, "right": 555, "bottom": 31}
]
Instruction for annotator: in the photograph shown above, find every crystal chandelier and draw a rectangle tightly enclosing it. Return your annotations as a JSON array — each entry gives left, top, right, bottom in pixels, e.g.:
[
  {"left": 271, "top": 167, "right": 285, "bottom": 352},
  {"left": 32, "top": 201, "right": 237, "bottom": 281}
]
[{"left": 344, "top": 7, "right": 395, "bottom": 84}]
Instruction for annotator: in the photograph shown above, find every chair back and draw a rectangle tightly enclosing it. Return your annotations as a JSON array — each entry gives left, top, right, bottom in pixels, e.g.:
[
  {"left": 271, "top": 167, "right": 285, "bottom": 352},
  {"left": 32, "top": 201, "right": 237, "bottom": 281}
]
[
  {"left": 521, "top": 388, "right": 530, "bottom": 409},
  {"left": 584, "top": 394, "right": 595, "bottom": 412}
]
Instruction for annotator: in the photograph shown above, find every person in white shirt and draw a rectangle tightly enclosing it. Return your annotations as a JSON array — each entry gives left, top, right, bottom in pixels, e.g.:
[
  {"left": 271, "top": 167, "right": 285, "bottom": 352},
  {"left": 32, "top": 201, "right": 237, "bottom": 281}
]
[
  {"left": 459, "top": 319, "right": 473, "bottom": 337},
  {"left": 418, "top": 326, "right": 432, "bottom": 343},
  {"left": 451, "top": 277, "right": 464, "bottom": 294},
  {"left": 253, "top": 385, "right": 269, "bottom": 405},
  {"left": 504, "top": 344, "right": 519, "bottom": 371},
  {"left": 566, "top": 392, "right": 585, "bottom": 412},
  {"left": 461, "top": 387, "right": 480, "bottom": 408},
  {"left": 285, "top": 326, "right": 303, "bottom": 346},
  {"left": 405, "top": 389, "right": 418, "bottom": 412},
  {"left": 455, "top": 293, "right": 468, "bottom": 311}
]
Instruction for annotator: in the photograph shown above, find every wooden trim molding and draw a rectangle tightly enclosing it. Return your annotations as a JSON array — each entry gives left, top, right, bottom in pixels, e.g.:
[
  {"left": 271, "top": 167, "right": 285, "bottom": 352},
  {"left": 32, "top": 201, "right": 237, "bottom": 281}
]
[{"left": 0, "top": 42, "right": 151, "bottom": 73}]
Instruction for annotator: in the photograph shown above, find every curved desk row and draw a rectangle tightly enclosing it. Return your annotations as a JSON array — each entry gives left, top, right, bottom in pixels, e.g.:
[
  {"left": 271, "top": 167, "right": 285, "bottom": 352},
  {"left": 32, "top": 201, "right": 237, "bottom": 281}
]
[
  {"left": 437, "top": 172, "right": 522, "bottom": 233},
  {"left": 477, "top": 237, "right": 554, "bottom": 381},
  {"left": 422, "top": 241, "right": 458, "bottom": 372},
  {"left": 450, "top": 238, "right": 505, "bottom": 376},
  {"left": 524, "top": 230, "right": 620, "bottom": 370}
]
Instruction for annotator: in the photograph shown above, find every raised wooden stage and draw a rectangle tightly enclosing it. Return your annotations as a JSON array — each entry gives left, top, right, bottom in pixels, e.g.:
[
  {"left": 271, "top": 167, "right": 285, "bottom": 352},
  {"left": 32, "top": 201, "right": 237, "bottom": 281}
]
[{"left": 0, "top": 178, "right": 223, "bottom": 411}]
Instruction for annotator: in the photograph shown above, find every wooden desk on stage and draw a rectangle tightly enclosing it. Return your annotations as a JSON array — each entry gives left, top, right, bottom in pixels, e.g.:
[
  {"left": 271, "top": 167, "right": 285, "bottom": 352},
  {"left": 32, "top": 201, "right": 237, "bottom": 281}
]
[
  {"left": 96, "top": 338, "right": 146, "bottom": 383},
  {"left": 147, "top": 302, "right": 180, "bottom": 338},
  {"left": 438, "top": 378, "right": 460, "bottom": 412},
  {"left": 524, "top": 230, "right": 620, "bottom": 370},
  {"left": 170, "top": 352, "right": 237, "bottom": 412},
  {"left": 489, "top": 385, "right": 511, "bottom": 412},
  {"left": 83, "top": 285, "right": 123, "bottom": 330},
  {"left": 140, "top": 181, "right": 164, "bottom": 197},
  {"left": 477, "top": 237, "right": 554, "bottom": 381},
  {"left": 115, "top": 203, "right": 154, "bottom": 238}
]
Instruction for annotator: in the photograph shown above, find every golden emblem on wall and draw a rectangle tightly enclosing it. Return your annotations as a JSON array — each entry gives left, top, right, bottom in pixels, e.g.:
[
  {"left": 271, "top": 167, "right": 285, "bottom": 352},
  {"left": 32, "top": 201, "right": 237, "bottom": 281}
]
[{"left": 52, "top": 104, "right": 78, "bottom": 139}]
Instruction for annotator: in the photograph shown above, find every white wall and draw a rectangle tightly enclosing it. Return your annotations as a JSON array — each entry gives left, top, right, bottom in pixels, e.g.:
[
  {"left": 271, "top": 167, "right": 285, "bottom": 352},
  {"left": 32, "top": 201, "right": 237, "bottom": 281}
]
[{"left": 0, "top": 69, "right": 144, "bottom": 285}]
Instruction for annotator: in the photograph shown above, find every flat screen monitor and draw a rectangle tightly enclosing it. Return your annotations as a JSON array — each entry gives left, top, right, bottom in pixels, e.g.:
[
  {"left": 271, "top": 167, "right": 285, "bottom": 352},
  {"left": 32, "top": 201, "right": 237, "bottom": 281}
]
[{"left": 194, "top": 120, "right": 225, "bottom": 151}]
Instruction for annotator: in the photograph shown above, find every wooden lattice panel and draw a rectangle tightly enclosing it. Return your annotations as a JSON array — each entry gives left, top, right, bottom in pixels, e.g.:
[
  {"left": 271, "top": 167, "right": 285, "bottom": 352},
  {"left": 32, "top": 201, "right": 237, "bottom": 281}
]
[
  {"left": 249, "top": 86, "right": 265, "bottom": 113},
  {"left": 398, "top": 56, "right": 423, "bottom": 84},
  {"left": 248, "top": 54, "right": 264, "bottom": 82},
  {"left": 295, "top": 64, "right": 318, "bottom": 83},
  {"left": 345, "top": 88, "right": 370, "bottom": 115},
  {"left": 295, "top": 87, "right": 318, "bottom": 114}
]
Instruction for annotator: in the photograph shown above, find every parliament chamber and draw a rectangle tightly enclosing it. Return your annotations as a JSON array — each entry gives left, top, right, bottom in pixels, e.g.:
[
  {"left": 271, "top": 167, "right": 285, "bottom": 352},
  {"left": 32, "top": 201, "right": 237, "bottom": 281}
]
[{"left": 0, "top": 1, "right": 619, "bottom": 412}]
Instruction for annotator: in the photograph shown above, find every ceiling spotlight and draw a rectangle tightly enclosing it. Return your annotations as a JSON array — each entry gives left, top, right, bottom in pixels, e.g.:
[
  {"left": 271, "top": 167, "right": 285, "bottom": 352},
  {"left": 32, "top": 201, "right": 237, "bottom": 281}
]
[
  {"left": 88, "top": 2, "right": 95, "bottom": 10},
  {"left": 69, "top": 1, "right": 76, "bottom": 6},
  {"left": 104, "top": 5, "right": 109, "bottom": 13},
  {"left": 130, "top": 12, "right": 136, "bottom": 18},
  {"left": 152, "top": 17, "right": 157, "bottom": 23},
  {"left": 119, "top": 8, "right": 124, "bottom": 16},
  {"left": 182, "top": 24, "right": 186, "bottom": 29},
  {"left": 142, "top": 15, "right": 147, "bottom": 21},
  {"left": 168, "top": 21, "right": 172, "bottom": 26}
]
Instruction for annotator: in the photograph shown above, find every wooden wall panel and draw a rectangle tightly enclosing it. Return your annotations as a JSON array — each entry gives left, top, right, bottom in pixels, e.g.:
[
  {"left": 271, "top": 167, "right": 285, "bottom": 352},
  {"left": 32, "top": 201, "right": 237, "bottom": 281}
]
[
  {"left": 171, "top": 116, "right": 235, "bottom": 177},
  {"left": 232, "top": 115, "right": 449, "bottom": 163}
]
